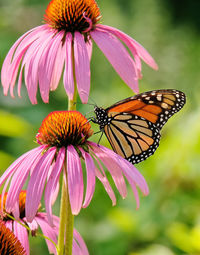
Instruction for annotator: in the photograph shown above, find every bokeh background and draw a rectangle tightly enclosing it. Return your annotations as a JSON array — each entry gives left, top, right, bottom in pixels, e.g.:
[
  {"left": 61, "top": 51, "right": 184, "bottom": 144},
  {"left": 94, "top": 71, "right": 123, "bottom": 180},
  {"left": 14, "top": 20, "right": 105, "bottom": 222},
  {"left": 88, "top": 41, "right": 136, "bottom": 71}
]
[{"left": 0, "top": 0, "right": 200, "bottom": 254}]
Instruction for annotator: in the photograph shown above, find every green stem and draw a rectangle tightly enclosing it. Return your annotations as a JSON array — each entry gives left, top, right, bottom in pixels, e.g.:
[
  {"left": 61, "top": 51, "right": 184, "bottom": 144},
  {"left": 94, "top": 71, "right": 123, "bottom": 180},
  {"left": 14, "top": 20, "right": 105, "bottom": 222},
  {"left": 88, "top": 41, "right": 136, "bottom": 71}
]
[
  {"left": 64, "top": 165, "right": 74, "bottom": 255},
  {"left": 57, "top": 39, "right": 77, "bottom": 255},
  {"left": 57, "top": 174, "right": 67, "bottom": 255}
]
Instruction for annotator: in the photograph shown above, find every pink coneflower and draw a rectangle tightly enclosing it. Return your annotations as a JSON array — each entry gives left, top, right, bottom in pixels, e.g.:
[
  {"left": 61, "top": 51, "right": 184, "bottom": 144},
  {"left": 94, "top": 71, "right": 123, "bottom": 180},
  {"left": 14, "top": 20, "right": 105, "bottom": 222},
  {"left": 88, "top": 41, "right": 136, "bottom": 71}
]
[
  {"left": 0, "top": 220, "right": 25, "bottom": 255},
  {"left": 0, "top": 111, "right": 149, "bottom": 224},
  {"left": 0, "top": 191, "right": 89, "bottom": 255},
  {"left": 1, "top": 0, "right": 158, "bottom": 104}
]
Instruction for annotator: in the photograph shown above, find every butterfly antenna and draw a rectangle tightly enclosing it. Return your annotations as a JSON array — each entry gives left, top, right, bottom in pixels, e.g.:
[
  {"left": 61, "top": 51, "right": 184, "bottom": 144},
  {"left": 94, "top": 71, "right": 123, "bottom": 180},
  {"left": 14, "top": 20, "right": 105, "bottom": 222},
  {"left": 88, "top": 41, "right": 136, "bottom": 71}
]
[{"left": 88, "top": 95, "right": 97, "bottom": 106}]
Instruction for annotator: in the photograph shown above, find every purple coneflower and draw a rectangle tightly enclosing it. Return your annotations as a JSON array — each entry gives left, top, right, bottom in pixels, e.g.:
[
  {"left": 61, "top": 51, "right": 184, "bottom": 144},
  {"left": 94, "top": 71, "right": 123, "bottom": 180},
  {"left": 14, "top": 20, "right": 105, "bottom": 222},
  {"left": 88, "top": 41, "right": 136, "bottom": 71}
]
[
  {"left": 0, "top": 111, "right": 149, "bottom": 224},
  {"left": 1, "top": 0, "right": 157, "bottom": 104},
  {"left": 0, "top": 191, "right": 89, "bottom": 255}
]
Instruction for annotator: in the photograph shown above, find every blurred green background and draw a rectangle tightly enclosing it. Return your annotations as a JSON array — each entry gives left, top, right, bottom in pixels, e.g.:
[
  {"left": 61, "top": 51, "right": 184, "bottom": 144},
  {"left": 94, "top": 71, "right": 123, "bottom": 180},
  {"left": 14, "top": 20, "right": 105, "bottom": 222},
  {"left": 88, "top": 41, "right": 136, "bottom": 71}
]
[{"left": 0, "top": 0, "right": 200, "bottom": 254}]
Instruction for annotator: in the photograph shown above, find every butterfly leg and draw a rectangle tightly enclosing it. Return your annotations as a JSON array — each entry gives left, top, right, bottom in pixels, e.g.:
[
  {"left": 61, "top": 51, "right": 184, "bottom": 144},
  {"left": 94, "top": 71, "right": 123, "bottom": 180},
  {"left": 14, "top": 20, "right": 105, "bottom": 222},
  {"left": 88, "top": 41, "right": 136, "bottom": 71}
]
[{"left": 97, "top": 131, "right": 104, "bottom": 146}]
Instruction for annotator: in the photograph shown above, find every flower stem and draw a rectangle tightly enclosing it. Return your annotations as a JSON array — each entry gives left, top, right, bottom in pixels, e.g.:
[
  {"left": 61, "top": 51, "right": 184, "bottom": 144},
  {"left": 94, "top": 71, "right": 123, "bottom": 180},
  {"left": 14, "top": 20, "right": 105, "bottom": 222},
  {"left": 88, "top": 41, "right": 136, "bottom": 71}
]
[{"left": 58, "top": 40, "right": 77, "bottom": 255}]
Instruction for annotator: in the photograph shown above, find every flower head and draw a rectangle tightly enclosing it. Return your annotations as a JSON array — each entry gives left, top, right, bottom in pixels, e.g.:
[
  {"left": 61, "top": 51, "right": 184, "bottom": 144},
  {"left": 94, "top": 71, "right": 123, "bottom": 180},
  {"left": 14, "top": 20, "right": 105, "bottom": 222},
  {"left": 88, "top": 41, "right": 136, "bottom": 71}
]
[
  {"left": 0, "top": 111, "right": 149, "bottom": 224},
  {"left": 1, "top": 0, "right": 157, "bottom": 104},
  {"left": 0, "top": 221, "right": 25, "bottom": 255},
  {"left": 0, "top": 191, "right": 89, "bottom": 255}
]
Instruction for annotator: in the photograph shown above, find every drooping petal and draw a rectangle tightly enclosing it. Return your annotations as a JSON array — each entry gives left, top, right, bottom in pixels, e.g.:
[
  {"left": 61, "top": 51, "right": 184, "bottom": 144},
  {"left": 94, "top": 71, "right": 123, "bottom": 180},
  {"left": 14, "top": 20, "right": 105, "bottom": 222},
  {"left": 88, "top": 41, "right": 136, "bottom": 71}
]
[
  {"left": 7, "top": 27, "right": 50, "bottom": 103},
  {"left": 89, "top": 142, "right": 149, "bottom": 207},
  {"left": 79, "top": 148, "right": 96, "bottom": 208},
  {"left": 91, "top": 29, "right": 139, "bottom": 93},
  {"left": 67, "top": 145, "right": 84, "bottom": 215},
  {"left": 124, "top": 175, "right": 140, "bottom": 209},
  {"left": 92, "top": 154, "right": 116, "bottom": 205},
  {"left": 0, "top": 148, "right": 37, "bottom": 187},
  {"left": 5, "top": 146, "right": 46, "bottom": 214},
  {"left": 118, "top": 157, "right": 149, "bottom": 196},
  {"left": 90, "top": 143, "right": 127, "bottom": 198},
  {"left": 24, "top": 29, "right": 54, "bottom": 103},
  {"left": 35, "top": 213, "right": 58, "bottom": 255},
  {"left": 50, "top": 40, "right": 65, "bottom": 91},
  {"left": 45, "top": 147, "right": 65, "bottom": 225},
  {"left": 86, "top": 39, "right": 93, "bottom": 61},
  {"left": 26, "top": 147, "right": 56, "bottom": 222},
  {"left": 74, "top": 32, "right": 90, "bottom": 103},
  {"left": 1, "top": 25, "right": 46, "bottom": 95},
  {"left": 63, "top": 33, "right": 74, "bottom": 100},
  {"left": 97, "top": 24, "right": 158, "bottom": 70},
  {"left": 37, "top": 32, "right": 60, "bottom": 102},
  {"left": 13, "top": 221, "right": 30, "bottom": 255},
  {"left": 73, "top": 229, "right": 89, "bottom": 255},
  {"left": 43, "top": 30, "right": 65, "bottom": 91}
]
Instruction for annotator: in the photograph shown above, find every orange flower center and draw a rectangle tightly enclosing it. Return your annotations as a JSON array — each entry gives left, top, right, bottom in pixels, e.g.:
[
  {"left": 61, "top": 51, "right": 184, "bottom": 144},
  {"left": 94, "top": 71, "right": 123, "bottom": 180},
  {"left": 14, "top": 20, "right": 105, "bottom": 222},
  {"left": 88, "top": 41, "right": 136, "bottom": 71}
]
[
  {"left": 0, "top": 221, "right": 26, "bottom": 255},
  {"left": 0, "top": 191, "right": 29, "bottom": 220},
  {"left": 44, "top": 0, "right": 101, "bottom": 33},
  {"left": 36, "top": 111, "right": 93, "bottom": 148}
]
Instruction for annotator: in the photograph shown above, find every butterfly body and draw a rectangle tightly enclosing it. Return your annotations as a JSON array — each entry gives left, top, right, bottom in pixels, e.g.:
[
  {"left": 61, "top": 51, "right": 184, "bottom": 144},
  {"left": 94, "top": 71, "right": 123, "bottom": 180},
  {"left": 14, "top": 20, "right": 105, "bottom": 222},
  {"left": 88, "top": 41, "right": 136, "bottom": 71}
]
[{"left": 93, "top": 89, "right": 186, "bottom": 164}]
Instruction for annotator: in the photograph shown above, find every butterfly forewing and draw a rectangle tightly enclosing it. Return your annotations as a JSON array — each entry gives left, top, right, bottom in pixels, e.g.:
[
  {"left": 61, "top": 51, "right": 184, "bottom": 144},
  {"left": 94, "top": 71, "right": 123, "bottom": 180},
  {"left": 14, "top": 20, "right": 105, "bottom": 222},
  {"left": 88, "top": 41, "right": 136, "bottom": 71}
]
[
  {"left": 94, "top": 89, "right": 186, "bottom": 164},
  {"left": 107, "top": 89, "right": 186, "bottom": 128}
]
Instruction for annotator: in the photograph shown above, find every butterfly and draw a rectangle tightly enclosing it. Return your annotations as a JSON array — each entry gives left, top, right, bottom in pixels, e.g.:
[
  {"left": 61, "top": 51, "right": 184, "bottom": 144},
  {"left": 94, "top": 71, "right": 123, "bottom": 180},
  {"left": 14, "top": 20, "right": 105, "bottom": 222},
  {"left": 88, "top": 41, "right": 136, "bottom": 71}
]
[{"left": 92, "top": 89, "right": 186, "bottom": 164}]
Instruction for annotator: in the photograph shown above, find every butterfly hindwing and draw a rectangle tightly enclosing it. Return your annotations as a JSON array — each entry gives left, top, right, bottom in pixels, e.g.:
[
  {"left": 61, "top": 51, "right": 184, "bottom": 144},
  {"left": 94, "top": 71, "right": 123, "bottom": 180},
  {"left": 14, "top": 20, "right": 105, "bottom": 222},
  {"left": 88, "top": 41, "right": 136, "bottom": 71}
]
[{"left": 104, "top": 113, "right": 161, "bottom": 164}]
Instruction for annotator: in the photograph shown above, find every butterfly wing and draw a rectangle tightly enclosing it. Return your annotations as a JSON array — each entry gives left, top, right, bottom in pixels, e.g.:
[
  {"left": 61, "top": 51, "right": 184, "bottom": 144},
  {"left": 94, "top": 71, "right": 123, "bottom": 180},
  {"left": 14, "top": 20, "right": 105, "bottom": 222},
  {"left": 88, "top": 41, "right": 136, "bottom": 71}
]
[
  {"left": 103, "top": 89, "right": 186, "bottom": 164},
  {"left": 107, "top": 89, "right": 186, "bottom": 128},
  {"left": 104, "top": 113, "right": 161, "bottom": 164}
]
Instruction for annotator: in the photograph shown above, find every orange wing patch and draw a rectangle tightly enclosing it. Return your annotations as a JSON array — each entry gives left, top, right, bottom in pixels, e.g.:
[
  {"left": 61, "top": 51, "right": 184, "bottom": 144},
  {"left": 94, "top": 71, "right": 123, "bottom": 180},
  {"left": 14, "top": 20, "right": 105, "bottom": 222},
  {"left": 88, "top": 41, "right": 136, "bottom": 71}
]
[{"left": 108, "top": 100, "right": 146, "bottom": 113}]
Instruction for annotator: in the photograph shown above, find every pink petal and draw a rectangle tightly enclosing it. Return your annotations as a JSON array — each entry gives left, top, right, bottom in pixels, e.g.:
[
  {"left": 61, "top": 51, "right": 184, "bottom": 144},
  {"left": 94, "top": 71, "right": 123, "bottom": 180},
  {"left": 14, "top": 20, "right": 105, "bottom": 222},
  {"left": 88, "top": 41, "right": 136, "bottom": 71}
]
[
  {"left": 43, "top": 30, "right": 65, "bottom": 91},
  {"left": 73, "top": 229, "right": 89, "bottom": 255},
  {"left": 0, "top": 148, "right": 35, "bottom": 187},
  {"left": 13, "top": 221, "right": 30, "bottom": 255},
  {"left": 45, "top": 147, "right": 65, "bottom": 225},
  {"left": 24, "top": 29, "right": 53, "bottom": 103},
  {"left": 97, "top": 24, "right": 158, "bottom": 70},
  {"left": 67, "top": 145, "right": 84, "bottom": 215},
  {"left": 89, "top": 142, "right": 149, "bottom": 208},
  {"left": 63, "top": 33, "right": 74, "bottom": 100},
  {"left": 96, "top": 143, "right": 149, "bottom": 195},
  {"left": 86, "top": 39, "right": 93, "bottom": 61},
  {"left": 74, "top": 32, "right": 90, "bottom": 103},
  {"left": 79, "top": 148, "right": 96, "bottom": 208},
  {"left": 92, "top": 154, "right": 116, "bottom": 205},
  {"left": 125, "top": 176, "right": 140, "bottom": 209},
  {"left": 5, "top": 221, "right": 13, "bottom": 231},
  {"left": 118, "top": 157, "right": 149, "bottom": 196},
  {"left": 26, "top": 147, "right": 56, "bottom": 222},
  {"left": 37, "top": 33, "right": 58, "bottom": 102},
  {"left": 1, "top": 25, "right": 45, "bottom": 94},
  {"left": 90, "top": 143, "right": 127, "bottom": 198},
  {"left": 5, "top": 146, "right": 46, "bottom": 213},
  {"left": 91, "top": 29, "right": 139, "bottom": 93},
  {"left": 4, "top": 26, "right": 49, "bottom": 102},
  {"left": 35, "top": 213, "right": 58, "bottom": 255},
  {"left": 26, "top": 218, "right": 38, "bottom": 233},
  {"left": 50, "top": 41, "right": 65, "bottom": 91}
]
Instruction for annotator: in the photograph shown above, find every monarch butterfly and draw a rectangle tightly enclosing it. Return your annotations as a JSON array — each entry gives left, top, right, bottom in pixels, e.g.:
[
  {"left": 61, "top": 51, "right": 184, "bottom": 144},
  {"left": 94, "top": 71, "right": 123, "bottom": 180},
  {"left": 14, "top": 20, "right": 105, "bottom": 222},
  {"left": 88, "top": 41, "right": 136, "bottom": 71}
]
[{"left": 92, "top": 89, "right": 186, "bottom": 164}]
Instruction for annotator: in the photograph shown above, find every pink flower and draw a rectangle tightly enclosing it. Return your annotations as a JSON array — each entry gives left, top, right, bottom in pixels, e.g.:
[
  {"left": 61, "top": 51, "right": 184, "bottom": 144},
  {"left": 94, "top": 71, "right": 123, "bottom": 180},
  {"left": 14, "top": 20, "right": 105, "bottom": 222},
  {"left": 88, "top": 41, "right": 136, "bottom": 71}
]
[
  {"left": 1, "top": 0, "right": 158, "bottom": 104},
  {"left": 0, "top": 191, "right": 89, "bottom": 255},
  {"left": 0, "top": 111, "right": 149, "bottom": 224}
]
